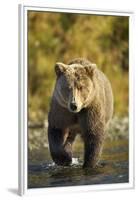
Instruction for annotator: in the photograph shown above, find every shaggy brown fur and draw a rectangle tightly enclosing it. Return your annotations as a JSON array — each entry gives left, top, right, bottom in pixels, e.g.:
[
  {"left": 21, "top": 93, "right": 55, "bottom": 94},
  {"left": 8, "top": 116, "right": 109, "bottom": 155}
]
[{"left": 48, "top": 58, "right": 113, "bottom": 168}]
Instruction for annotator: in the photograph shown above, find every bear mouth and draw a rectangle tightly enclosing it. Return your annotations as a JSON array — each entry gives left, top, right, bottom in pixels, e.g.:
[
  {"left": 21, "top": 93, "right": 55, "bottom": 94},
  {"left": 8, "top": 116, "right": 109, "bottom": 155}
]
[{"left": 69, "top": 109, "right": 79, "bottom": 113}]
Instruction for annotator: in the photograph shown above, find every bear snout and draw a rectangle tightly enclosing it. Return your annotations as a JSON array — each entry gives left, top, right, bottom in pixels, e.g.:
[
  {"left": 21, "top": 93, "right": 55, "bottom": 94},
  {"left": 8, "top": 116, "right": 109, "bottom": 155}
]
[{"left": 70, "top": 102, "right": 77, "bottom": 111}]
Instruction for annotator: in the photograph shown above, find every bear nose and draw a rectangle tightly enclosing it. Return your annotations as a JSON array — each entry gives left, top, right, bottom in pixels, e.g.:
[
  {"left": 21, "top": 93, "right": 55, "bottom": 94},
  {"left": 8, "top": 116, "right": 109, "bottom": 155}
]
[{"left": 70, "top": 102, "right": 77, "bottom": 111}]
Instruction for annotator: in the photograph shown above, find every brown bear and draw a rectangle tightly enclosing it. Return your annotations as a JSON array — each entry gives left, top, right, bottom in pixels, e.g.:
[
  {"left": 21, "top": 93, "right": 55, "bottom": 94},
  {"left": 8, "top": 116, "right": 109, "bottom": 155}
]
[{"left": 48, "top": 58, "right": 113, "bottom": 168}]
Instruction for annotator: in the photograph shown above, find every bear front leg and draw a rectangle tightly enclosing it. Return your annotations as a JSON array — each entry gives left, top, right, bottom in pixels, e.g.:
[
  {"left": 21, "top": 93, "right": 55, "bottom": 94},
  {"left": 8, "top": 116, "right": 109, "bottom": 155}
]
[
  {"left": 79, "top": 108, "right": 105, "bottom": 168},
  {"left": 82, "top": 130, "right": 105, "bottom": 168},
  {"left": 48, "top": 126, "right": 72, "bottom": 166}
]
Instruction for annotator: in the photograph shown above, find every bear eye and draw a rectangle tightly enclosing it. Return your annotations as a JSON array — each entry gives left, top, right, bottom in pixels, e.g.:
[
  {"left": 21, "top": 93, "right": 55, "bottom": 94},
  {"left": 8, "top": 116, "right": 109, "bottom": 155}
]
[
  {"left": 78, "top": 85, "right": 83, "bottom": 90},
  {"left": 76, "top": 76, "right": 80, "bottom": 81},
  {"left": 64, "top": 85, "right": 70, "bottom": 90}
]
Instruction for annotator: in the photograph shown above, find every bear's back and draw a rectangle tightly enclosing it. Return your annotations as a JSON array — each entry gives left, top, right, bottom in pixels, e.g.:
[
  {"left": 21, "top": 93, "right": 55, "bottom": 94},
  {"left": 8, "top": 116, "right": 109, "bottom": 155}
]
[
  {"left": 96, "top": 69, "right": 114, "bottom": 123},
  {"left": 68, "top": 58, "right": 93, "bottom": 67}
]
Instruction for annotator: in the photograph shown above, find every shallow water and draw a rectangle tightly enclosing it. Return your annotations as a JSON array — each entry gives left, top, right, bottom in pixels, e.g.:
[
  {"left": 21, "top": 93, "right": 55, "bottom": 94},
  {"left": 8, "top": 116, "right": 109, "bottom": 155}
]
[{"left": 28, "top": 128, "right": 128, "bottom": 188}]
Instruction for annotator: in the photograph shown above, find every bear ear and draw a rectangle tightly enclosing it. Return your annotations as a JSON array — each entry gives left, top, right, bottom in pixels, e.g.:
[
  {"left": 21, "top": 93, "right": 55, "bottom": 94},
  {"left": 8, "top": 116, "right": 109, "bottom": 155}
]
[
  {"left": 55, "top": 62, "right": 67, "bottom": 77},
  {"left": 85, "top": 64, "right": 97, "bottom": 76}
]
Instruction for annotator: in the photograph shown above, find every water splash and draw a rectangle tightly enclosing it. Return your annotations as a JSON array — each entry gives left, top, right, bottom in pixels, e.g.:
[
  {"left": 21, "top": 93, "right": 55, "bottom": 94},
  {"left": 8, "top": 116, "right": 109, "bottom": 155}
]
[{"left": 72, "top": 157, "right": 79, "bottom": 165}]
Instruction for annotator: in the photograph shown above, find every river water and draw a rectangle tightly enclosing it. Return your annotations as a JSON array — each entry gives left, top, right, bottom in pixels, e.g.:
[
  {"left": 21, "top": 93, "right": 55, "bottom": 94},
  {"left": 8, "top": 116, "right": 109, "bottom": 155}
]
[{"left": 28, "top": 128, "right": 128, "bottom": 188}]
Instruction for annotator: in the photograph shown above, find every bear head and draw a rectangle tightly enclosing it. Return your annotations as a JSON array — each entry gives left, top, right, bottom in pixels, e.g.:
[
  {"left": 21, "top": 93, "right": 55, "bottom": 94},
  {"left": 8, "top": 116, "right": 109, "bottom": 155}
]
[{"left": 54, "top": 62, "right": 97, "bottom": 113}]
